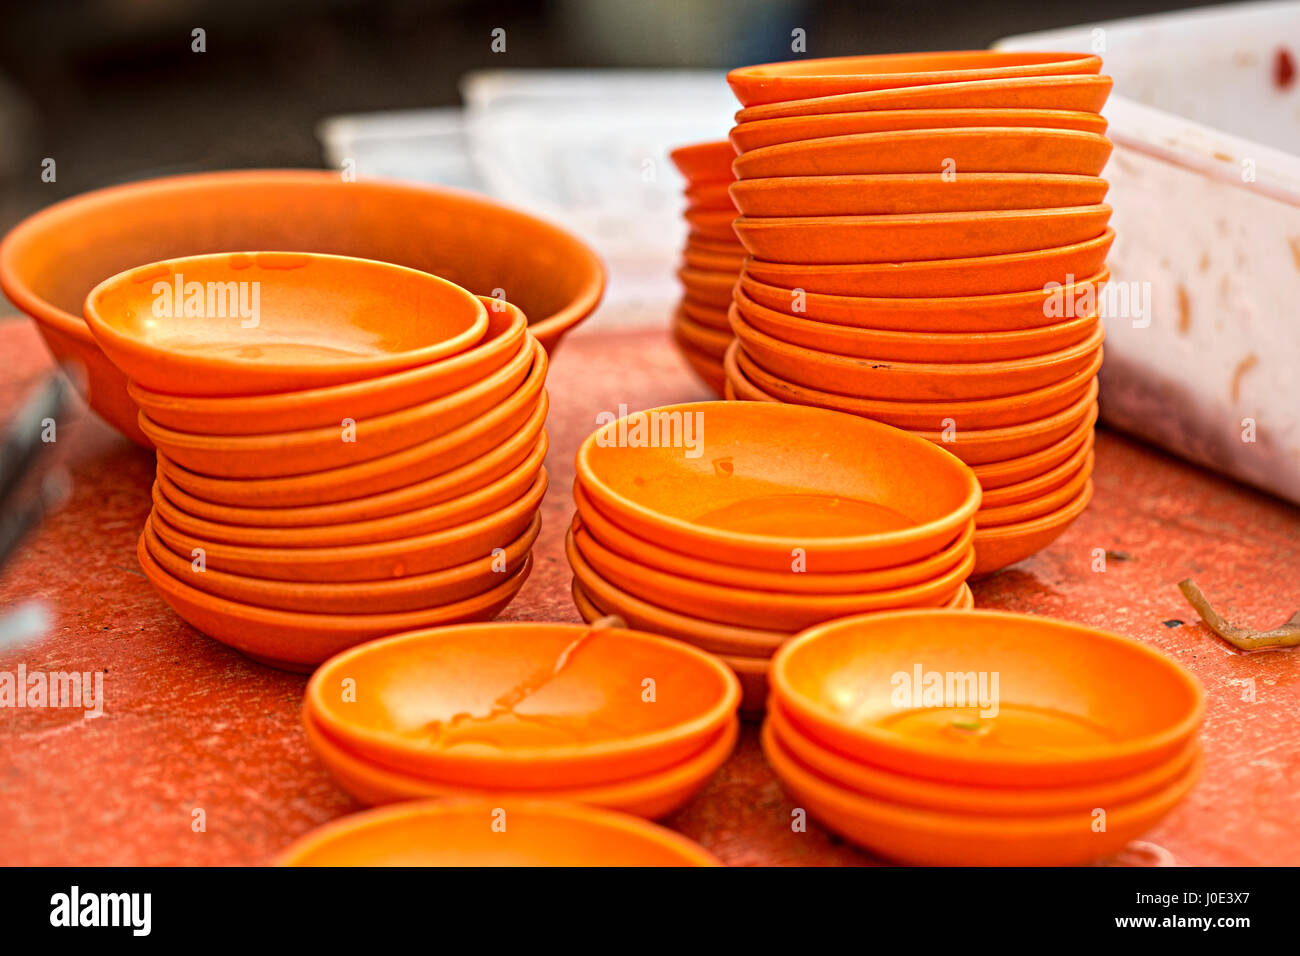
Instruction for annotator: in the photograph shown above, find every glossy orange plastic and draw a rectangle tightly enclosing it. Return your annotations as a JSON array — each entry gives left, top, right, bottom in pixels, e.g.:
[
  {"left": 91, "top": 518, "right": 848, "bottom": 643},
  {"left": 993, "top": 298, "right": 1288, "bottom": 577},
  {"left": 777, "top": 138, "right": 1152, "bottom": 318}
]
[
  {"left": 0, "top": 170, "right": 602, "bottom": 444},
  {"left": 302, "top": 707, "right": 739, "bottom": 818},
  {"left": 976, "top": 451, "right": 1093, "bottom": 527},
  {"left": 738, "top": 268, "right": 1109, "bottom": 332},
  {"left": 971, "top": 403, "right": 1097, "bottom": 489},
  {"left": 729, "top": 108, "right": 1107, "bottom": 153},
  {"left": 137, "top": 533, "right": 532, "bottom": 671},
  {"left": 979, "top": 429, "right": 1095, "bottom": 508},
  {"left": 142, "top": 512, "right": 539, "bottom": 614},
  {"left": 127, "top": 298, "right": 528, "bottom": 435},
  {"left": 730, "top": 173, "right": 1109, "bottom": 218},
  {"left": 762, "top": 719, "right": 1201, "bottom": 865},
  {"left": 279, "top": 798, "right": 722, "bottom": 866},
  {"left": 574, "top": 480, "right": 974, "bottom": 596},
  {"left": 151, "top": 431, "right": 546, "bottom": 547},
  {"left": 576, "top": 401, "right": 981, "bottom": 573},
  {"left": 728, "top": 338, "right": 1103, "bottom": 429},
  {"left": 138, "top": 338, "right": 538, "bottom": 479},
  {"left": 732, "top": 205, "right": 1111, "bottom": 266},
  {"left": 306, "top": 622, "right": 739, "bottom": 788},
  {"left": 771, "top": 608, "right": 1204, "bottom": 787},
  {"left": 734, "top": 286, "right": 1099, "bottom": 361},
  {"left": 767, "top": 702, "right": 1200, "bottom": 817},
  {"left": 734, "top": 74, "right": 1112, "bottom": 122},
  {"left": 571, "top": 524, "right": 970, "bottom": 632},
  {"left": 280, "top": 798, "right": 721, "bottom": 866},
  {"left": 149, "top": 469, "right": 547, "bottom": 582},
  {"left": 85, "top": 252, "right": 488, "bottom": 396},
  {"left": 743, "top": 228, "right": 1114, "bottom": 298},
  {"left": 668, "top": 140, "right": 737, "bottom": 182},
  {"left": 158, "top": 357, "right": 547, "bottom": 508},
  {"left": 732, "top": 305, "right": 1104, "bottom": 401},
  {"left": 972, "top": 480, "right": 1094, "bottom": 576},
  {"left": 733, "top": 129, "right": 1112, "bottom": 180},
  {"left": 727, "top": 52, "right": 1103, "bottom": 107}
]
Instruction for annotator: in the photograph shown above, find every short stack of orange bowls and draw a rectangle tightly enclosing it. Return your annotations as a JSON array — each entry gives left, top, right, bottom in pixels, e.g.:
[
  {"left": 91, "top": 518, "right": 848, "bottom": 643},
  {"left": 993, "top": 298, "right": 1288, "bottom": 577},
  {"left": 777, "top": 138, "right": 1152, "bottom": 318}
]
[
  {"left": 722, "top": 52, "right": 1115, "bottom": 576},
  {"left": 82, "top": 251, "right": 550, "bottom": 672},
  {"left": 668, "top": 140, "right": 744, "bottom": 395},
  {"left": 299, "top": 622, "right": 741, "bottom": 819},
  {"left": 567, "top": 401, "right": 982, "bottom": 713},
  {"left": 765, "top": 609, "right": 1205, "bottom": 865}
]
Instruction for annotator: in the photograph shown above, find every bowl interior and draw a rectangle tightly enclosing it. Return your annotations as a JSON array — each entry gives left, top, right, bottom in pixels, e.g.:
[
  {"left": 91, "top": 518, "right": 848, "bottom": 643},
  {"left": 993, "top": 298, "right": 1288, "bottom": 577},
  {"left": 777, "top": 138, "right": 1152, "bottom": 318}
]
[{"left": 581, "top": 402, "right": 977, "bottom": 541}]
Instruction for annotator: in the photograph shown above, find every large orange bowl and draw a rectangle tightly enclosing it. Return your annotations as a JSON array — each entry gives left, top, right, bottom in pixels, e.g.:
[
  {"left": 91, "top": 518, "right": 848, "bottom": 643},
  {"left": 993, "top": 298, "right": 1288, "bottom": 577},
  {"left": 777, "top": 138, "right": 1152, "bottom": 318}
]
[
  {"left": 576, "top": 401, "right": 981, "bottom": 573},
  {"left": 727, "top": 52, "right": 1102, "bottom": 107},
  {"left": 770, "top": 609, "right": 1204, "bottom": 787},
  {"left": 305, "top": 622, "right": 740, "bottom": 789},
  {"left": 279, "top": 798, "right": 722, "bottom": 867},
  {"left": 0, "top": 170, "right": 603, "bottom": 446}
]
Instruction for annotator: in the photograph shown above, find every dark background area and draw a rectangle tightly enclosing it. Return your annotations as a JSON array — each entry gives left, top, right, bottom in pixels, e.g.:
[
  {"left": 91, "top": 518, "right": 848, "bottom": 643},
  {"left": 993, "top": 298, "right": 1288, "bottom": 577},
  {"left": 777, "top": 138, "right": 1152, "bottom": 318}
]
[{"left": 0, "top": 0, "right": 1247, "bottom": 226}]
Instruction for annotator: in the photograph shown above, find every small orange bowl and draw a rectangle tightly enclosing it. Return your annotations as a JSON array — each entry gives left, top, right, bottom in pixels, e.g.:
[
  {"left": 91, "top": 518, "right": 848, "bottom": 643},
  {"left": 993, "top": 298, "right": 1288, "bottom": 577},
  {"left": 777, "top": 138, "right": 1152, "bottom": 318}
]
[
  {"left": 734, "top": 74, "right": 1112, "bottom": 122},
  {"left": 971, "top": 404, "right": 1097, "bottom": 489},
  {"left": 684, "top": 180, "right": 737, "bottom": 210},
  {"left": 738, "top": 268, "right": 1109, "bottom": 333},
  {"left": 727, "top": 51, "right": 1102, "bottom": 107},
  {"left": 771, "top": 608, "right": 1204, "bottom": 787},
  {"left": 762, "top": 718, "right": 1201, "bottom": 865},
  {"left": 127, "top": 298, "right": 528, "bottom": 435},
  {"left": 306, "top": 622, "right": 740, "bottom": 789},
  {"left": 669, "top": 140, "right": 737, "bottom": 183},
  {"left": 730, "top": 173, "right": 1108, "bottom": 218},
  {"left": 729, "top": 337, "right": 1102, "bottom": 430},
  {"left": 733, "top": 128, "right": 1112, "bottom": 180},
  {"left": 85, "top": 251, "right": 489, "bottom": 396},
  {"left": 972, "top": 480, "right": 1094, "bottom": 576},
  {"left": 677, "top": 267, "right": 736, "bottom": 309},
  {"left": 576, "top": 401, "right": 981, "bottom": 573},
  {"left": 730, "top": 108, "right": 1107, "bottom": 153},
  {"left": 278, "top": 798, "right": 722, "bottom": 866},
  {"left": 674, "top": 338, "right": 726, "bottom": 398},
  {"left": 743, "top": 229, "right": 1114, "bottom": 299},
  {"left": 976, "top": 451, "right": 1094, "bottom": 527}
]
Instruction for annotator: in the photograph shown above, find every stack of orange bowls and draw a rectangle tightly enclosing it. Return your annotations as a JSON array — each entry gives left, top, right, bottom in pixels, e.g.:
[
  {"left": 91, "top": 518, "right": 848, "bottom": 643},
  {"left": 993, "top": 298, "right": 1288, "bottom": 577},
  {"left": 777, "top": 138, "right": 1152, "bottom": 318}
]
[
  {"left": 82, "top": 251, "right": 550, "bottom": 672},
  {"left": 722, "top": 52, "right": 1114, "bottom": 576},
  {"left": 567, "top": 401, "right": 981, "bottom": 713},
  {"left": 765, "top": 609, "right": 1205, "bottom": 865},
  {"left": 299, "top": 623, "right": 741, "bottom": 819},
  {"left": 668, "top": 141, "right": 744, "bottom": 395}
]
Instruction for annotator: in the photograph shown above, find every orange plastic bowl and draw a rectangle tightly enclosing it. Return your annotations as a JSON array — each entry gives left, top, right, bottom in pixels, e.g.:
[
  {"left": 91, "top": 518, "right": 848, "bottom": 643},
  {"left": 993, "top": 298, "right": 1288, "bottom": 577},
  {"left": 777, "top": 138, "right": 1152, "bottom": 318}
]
[
  {"left": 669, "top": 140, "right": 737, "bottom": 182},
  {"left": 306, "top": 622, "right": 740, "bottom": 789},
  {"left": 571, "top": 523, "right": 970, "bottom": 632},
  {"left": 684, "top": 180, "right": 737, "bottom": 210},
  {"left": 980, "top": 429, "right": 1095, "bottom": 508},
  {"left": 743, "top": 229, "right": 1114, "bottom": 299},
  {"left": 733, "top": 129, "right": 1112, "bottom": 180},
  {"left": 728, "top": 337, "right": 1103, "bottom": 430},
  {"left": 677, "top": 267, "right": 737, "bottom": 309},
  {"left": 731, "top": 206, "right": 1111, "bottom": 266},
  {"left": 574, "top": 478, "right": 974, "bottom": 596},
  {"left": 727, "top": 52, "right": 1102, "bottom": 107},
  {"left": 732, "top": 305, "right": 1103, "bottom": 401},
  {"left": 301, "top": 707, "right": 739, "bottom": 820},
  {"left": 767, "top": 702, "right": 1201, "bottom": 817},
  {"left": 762, "top": 719, "right": 1201, "bottom": 865},
  {"left": 679, "top": 299, "right": 731, "bottom": 332},
  {"left": 673, "top": 311, "right": 732, "bottom": 359},
  {"left": 734, "top": 286, "right": 1099, "bottom": 361},
  {"left": 576, "top": 401, "right": 981, "bottom": 573},
  {"left": 137, "top": 533, "right": 532, "bottom": 671},
  {"left": 976, "top": 451, "right": 1094, "bottom": 528},
  {"left": 770, "top": 609, "right": 1204, "bottom": 787},
  {"left": 84, "top": 251, "right": 488, "bottom": 396},
  {"left": 0, "top": 170, "right": 603, "bottom": 444},
  {"left": 138, "top": 337, "right": 538, "bottom": 479},
  {"left": 972, "top": 480, "right": 1094, "bottom": 576},
  {"left": 730, "top": 108, "right": 1107, "bottom": 153},
  {"left": 157, "top": 360, "right": 548, "bottom": 509},
  {"left": 127, "top": 297, "right": 528, "bottom": 435},
  {"left": 675, "top": 339, "right": 726, "bottom": 398},
  {"left": 738, "top": 268, "right": 1109, "bottom": 332},
  {"left": 683, "top": 242, "right": 746, "bottom": 273},
  {"left": 971, "top": 403, "right": 1097, "bottom": 489},
  {"left": 729, "top": 173, "right": 1109, "bottom": 218},
  {"left": 278, "top": 798, "right": 722, "bottom": 866}
]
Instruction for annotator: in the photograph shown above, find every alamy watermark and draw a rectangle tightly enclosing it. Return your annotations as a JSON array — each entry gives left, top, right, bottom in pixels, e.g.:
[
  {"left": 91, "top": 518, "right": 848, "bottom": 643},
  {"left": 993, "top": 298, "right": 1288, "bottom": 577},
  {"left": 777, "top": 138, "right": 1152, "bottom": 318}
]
[
  {"left": 0, "top": 664, "right": 104, "bottom": 718},
  {"left": 1043, "top": 274, "right": 1152, "bottom": 328},
  {"left": 153, "top": 273, "right": 260, "bottom": 328},
  {"left": 891, "top": 663, "right": 999, "bottom": 718},
  {"left": 594, "top": 404, "right": 704, "bottom": 459}
]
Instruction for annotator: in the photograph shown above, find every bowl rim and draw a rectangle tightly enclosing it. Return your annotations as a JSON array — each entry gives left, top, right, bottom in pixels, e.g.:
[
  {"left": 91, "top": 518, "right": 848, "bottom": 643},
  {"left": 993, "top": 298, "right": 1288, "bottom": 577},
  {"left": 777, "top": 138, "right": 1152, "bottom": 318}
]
[
  {"left": 770, "top": 608, "right": 1206, "bottom": 775},
  {"left": 728, "top": 50, "right": 1102, "bottom": 84}
]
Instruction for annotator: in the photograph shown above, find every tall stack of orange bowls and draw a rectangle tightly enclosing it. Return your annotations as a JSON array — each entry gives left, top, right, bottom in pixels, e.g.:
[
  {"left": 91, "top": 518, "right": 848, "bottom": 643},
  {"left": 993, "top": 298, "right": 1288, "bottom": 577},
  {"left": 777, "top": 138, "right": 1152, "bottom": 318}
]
[
  {"left": 764, "top": 609, "right": 1205, "bottom": 865},
  {"left": 668, "top": 141, "right": 744, "bottom": 396},
  {"left": 722, "top": 53, "right": 1114, "bottom": 576},
  {"left": 567, "top": 401, "right": 981, "bottom": 713},
  {"left": 82, "top": 251, "right": 550, "bottom": 672}
]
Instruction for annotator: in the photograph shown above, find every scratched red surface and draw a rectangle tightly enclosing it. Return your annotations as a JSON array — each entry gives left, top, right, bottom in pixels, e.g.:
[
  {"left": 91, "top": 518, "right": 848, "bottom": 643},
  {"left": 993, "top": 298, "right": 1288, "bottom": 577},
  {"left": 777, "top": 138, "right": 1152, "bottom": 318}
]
[{"left": 0, "top": 318, "right": 1297, "bottom": 867}]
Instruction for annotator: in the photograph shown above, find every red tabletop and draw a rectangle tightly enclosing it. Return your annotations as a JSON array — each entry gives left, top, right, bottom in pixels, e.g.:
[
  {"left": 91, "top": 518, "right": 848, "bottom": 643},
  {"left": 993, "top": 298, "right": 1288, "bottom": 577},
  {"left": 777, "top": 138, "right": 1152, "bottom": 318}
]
[{"left": 0, "top": 317, "right": 1297, "bottom": 866}]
